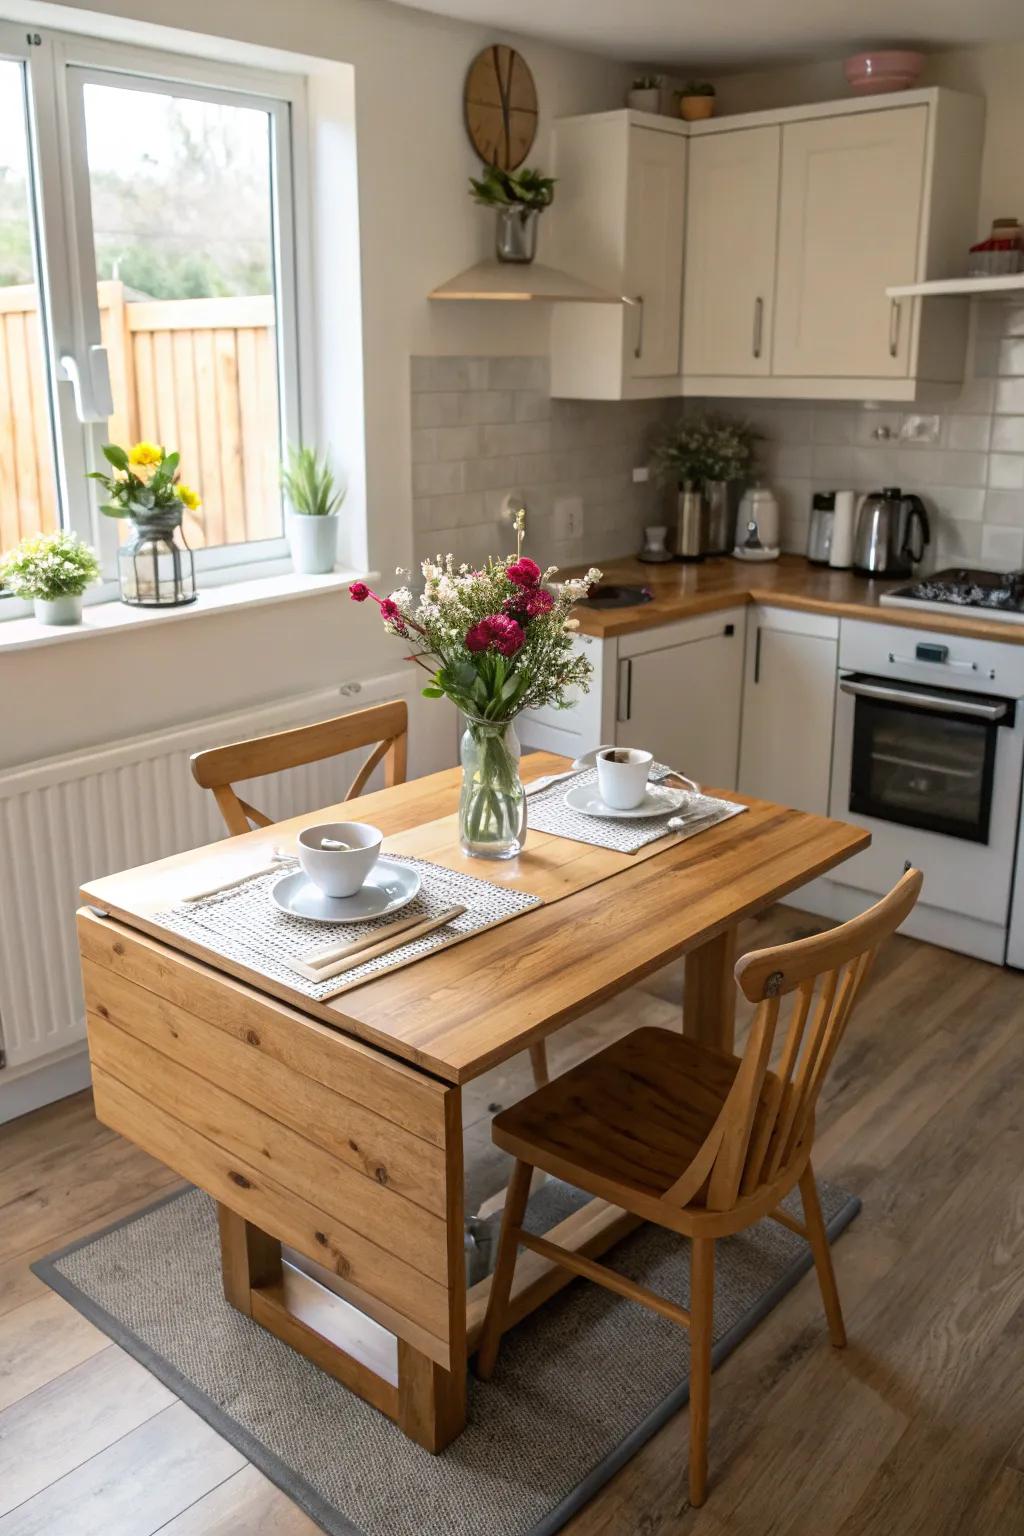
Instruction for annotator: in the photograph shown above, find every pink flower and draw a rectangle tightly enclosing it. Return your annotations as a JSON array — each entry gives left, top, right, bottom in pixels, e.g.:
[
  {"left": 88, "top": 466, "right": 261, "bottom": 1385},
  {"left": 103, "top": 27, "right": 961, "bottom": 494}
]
[
  {"left": 379, "top": 597, "right": 401, "bottom": 620},
  {"left": 349, "top": 581, "right": 370, "bottom": 602},
  {"left": 523, "top": 587, "right": 554, "bottom": 617},
  {"left": 507, "top": 557, "right": 541, "bottom": 588},
  {"left": 465, "top": 613, "right": 525, "bottom": 657}
]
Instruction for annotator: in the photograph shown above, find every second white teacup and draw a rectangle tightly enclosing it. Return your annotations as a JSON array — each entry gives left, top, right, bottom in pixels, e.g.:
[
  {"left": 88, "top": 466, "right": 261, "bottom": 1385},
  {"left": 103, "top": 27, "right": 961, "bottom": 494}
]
[
  {"left": 298, "top": 821, "right": 383, "bottom": 898},
  {"left": 596, "top": 747, "right": 652, "bottom": 810}
]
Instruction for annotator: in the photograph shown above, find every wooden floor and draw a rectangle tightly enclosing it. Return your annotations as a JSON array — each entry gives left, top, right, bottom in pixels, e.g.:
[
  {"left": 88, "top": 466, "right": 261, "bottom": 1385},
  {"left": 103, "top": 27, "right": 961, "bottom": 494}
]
[{"left": 3, "top": 904, "right": 1024, "bottom": 1534}]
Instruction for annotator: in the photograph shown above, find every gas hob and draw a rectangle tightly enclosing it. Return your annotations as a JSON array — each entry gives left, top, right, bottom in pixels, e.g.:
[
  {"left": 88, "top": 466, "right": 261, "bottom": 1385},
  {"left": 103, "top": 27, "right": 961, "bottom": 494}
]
[{"left": 879, "top": 568, "right": 1024, "bottom": 626}]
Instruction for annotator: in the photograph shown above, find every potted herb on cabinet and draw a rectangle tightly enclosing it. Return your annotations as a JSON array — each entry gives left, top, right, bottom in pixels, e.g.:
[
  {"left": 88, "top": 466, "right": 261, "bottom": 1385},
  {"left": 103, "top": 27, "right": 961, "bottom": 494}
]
[
  {"left": 627, "top": 76, "right": 662, "bottom": 113},
  {"left": 468, "top": 164, "right": 557, "bottom": 264},
  {"left": 0, "top": 529, "right": 100, "bottom": 624},
  {"left": 281, "top": 446, "right": 346, "bottom": 574},
  {"left": 678, "top": 80, "right": 716, "bottom": 121}
]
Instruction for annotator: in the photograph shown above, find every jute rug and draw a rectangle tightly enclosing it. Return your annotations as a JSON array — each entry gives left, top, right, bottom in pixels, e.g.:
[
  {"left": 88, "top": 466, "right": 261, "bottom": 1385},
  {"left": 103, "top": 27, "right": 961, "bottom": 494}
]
[{"left": 34, "top": 1181, "right": 859, "bottom": 1536}]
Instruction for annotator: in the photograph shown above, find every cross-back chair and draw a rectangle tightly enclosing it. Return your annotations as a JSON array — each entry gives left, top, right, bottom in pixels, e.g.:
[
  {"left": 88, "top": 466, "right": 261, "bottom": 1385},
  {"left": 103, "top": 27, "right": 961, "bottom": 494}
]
[
  {"left": 189, "top": 700, "right": 410, "bottom": 837},
  {"left": 476, "top": 869, "right": 923, "bottom": 1507}
]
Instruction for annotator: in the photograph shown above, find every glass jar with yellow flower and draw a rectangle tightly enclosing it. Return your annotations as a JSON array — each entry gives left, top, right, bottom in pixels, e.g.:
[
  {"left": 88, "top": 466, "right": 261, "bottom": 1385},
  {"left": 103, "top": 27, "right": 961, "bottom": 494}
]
[{"left": 88, "top": 440, "right": 199, "bottom": 607}]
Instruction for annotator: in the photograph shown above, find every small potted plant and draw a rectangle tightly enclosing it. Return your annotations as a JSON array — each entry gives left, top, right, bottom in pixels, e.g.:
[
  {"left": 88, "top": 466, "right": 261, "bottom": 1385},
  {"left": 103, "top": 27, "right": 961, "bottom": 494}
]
[
  {"left": 653, "top": 414, "right": 760, "bottom": 559},
  {"left": 0, "top": 529, "right": 100, "bottom": 625},
  {"left": 678, "top": 80, "right": 716, "bottom": 121},
  {"left": 281, "top": 445, "right": 346, "bottom": 575},
  {"left": 627, "top": 75, "right": 662, "bottom": 113},
  {"left": 468, "top": 164, "right": 557, "bottom": 264}
]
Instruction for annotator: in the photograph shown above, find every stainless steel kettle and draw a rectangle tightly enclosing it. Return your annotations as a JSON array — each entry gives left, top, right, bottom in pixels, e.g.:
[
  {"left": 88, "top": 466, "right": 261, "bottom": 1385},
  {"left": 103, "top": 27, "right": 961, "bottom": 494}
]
[{"left": 853, "top": 488, "right": 930, "bottom": 578}]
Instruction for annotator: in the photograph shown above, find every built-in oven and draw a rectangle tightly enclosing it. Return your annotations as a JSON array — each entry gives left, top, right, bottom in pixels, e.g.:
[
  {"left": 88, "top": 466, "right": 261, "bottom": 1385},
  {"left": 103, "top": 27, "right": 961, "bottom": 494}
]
[
  {"left": 829, "top": 621, "right": 1024, "bottom": 966},
  {"left": 840, "top": 673, "right": 1013, "bottom": 845}
]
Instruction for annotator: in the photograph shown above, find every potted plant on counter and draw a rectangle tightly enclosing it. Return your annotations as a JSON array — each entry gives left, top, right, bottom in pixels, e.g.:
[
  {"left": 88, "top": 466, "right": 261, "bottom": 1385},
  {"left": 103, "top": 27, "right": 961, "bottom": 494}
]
[
  {"left": 677, "top": 80, "right": 716, "bottom": 120},
  {"left": 0, "top": 529, "right": 101, "bottom": 625},
  {"left": 627, "top": 75, "right": 663, "bottom": 113},
  {"left": 468, "top": 164, "right": 557, "bottom": 264},
  {"left": 652, "top": 413, "right": 760, "bottom": 559},
  {"left": 281, "top": 446, "right": 346, "bottom": 575}
]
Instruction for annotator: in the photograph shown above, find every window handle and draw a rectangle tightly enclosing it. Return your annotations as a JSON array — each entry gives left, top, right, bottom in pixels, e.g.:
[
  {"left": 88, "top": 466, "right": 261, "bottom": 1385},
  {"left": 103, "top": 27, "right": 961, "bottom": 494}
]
[{"left": 60, "top": 345, "right": 113, "bottom": 423}]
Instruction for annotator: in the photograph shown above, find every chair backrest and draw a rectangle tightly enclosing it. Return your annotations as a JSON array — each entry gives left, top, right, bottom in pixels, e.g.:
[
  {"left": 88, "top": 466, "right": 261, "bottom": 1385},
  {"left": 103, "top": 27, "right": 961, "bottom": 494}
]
[
  {"left": 190, "top": 700, "right": 408, "bottom": 836},
  {"left": 666, "top": 869, "right": 922, "bottom": 1213}
]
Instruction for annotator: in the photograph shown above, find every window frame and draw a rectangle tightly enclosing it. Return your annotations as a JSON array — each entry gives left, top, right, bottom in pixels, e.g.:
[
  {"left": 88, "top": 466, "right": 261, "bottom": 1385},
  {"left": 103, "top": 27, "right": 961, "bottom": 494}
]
[{"left": 0, "top": 21, "right": 314, "bottom": 612}]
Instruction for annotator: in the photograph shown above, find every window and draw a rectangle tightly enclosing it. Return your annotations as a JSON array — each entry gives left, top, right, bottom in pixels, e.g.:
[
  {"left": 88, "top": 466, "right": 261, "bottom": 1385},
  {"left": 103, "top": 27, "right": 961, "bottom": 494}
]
[{"left": 0, "top": 22, "right": 306, "bottom": 605}]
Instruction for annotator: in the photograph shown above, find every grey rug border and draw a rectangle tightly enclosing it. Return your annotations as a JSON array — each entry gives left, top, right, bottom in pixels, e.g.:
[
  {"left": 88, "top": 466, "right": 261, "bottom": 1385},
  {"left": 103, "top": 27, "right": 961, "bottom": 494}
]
[{"left": 32, "top": 1186, "right": 861, "bottom": 1536}]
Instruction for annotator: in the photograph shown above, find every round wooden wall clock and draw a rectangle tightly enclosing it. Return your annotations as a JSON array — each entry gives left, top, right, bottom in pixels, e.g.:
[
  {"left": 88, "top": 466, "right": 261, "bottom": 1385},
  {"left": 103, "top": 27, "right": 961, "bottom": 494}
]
[{"left": 464, "top": 45, "right": 538, "bottom": 170}]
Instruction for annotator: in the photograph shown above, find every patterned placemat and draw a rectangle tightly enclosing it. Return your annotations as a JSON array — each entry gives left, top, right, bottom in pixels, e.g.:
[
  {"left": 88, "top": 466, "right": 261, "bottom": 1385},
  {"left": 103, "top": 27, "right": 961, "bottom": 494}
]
[
  {"left": 156, "top": 855, "right": 541, "bottom": 1000},
  {"left": 526, "top": 769, "right": 747, "bottom": 853}
]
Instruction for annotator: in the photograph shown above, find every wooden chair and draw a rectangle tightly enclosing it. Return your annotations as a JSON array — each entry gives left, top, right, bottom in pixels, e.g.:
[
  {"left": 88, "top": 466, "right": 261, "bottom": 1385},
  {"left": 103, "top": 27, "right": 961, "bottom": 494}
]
[
  {"left": 476, "top": 869, "right": 923, "bottom": 1507},
  {"left": 190, "top": 699, "right": 551, "bottom": 1090},
  {"left": 189, "top": 701, "right": 410, "bottom": 836}
]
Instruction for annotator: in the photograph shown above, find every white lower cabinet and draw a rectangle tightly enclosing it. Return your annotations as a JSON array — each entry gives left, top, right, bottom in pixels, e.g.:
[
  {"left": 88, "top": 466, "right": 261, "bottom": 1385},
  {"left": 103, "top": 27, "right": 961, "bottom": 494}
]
[
  {"left": 616, "top": 609, "right": 745, "bottom": 789},
  {"left": 520, "top": 609, "right": 746, "bottom": 790},
  {"left": 738, "top": 606, "right": 839, "bottom": 815}
]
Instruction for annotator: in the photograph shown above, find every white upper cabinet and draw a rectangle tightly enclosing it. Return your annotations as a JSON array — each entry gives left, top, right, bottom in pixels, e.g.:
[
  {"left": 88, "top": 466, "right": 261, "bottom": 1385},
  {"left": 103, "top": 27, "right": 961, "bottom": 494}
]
[
  {"left": 625, "top": 128, "right": 688, "bottom": 379},
  {"left": 549, "top": 115, "right": 687, "bottom": 400},
  {"left": 550, "top": 90, "right": 984, "bottom": 403},
  {"left": 682, "top": 126, "right": 781, "bottom": 378},
  {"left": 772, "top": 108, "right": 926, "bottom": 379}
]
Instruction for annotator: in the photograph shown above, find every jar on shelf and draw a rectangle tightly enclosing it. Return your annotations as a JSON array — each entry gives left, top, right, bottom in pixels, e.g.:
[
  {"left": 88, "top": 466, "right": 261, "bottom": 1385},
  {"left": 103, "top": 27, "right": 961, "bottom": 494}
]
[
  {"left": 967, "top": 217, "right": 1023, "bottom": 278},
  {"left": 117, "top": 507, "right": 197, "bottom": 607}
]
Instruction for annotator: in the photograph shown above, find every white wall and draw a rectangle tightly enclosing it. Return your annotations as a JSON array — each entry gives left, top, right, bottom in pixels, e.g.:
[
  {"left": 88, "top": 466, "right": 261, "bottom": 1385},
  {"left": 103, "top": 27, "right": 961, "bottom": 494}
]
[
  {"left": 711, "top": 42, "right": 1024, "bottom": 239},
  {"left": 3, "top": 0, "right": 631, "bottom": 771}
]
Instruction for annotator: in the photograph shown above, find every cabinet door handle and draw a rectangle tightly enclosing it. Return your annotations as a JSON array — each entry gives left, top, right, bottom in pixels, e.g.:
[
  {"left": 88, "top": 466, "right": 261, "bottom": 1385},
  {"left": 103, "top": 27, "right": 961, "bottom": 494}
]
[
  {"left": 616, "top": 657, "right": 633, "bottom": 721},
  {"left": 633, "top": 295, "right": 645, "bottom": 360},
  {"left": 752, "top": 297, "right": 764, "bottom": 359},
  {"left": 753, "top": 626, "right": 763, "bottom": 684},
  {"left": 888, "top": 298, "right": 902, "bottom": 359}
]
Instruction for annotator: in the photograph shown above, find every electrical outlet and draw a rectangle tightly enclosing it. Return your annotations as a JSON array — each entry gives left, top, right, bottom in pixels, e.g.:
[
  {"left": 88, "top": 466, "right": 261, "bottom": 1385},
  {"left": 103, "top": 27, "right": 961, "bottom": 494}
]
[
  {"left": 632, "top": 465, "right": 650, "bottom": 484},
  {"left": 554, "top": 495, "right": 584, "bottom": 541},
  {"left": 900, "top": 414, "right": 941, "bottom": 445}
]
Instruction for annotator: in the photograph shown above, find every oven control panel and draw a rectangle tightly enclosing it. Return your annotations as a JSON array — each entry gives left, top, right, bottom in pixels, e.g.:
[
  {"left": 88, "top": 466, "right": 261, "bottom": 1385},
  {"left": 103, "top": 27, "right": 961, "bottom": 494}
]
[{"left": 839, "top": 620, "right": 1024, "bottom": 699}]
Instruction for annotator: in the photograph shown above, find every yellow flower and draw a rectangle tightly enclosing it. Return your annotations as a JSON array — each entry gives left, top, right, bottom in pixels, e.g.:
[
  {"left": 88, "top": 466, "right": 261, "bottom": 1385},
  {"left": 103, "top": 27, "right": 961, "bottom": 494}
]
[
  {"left": 176, "top": 482, "right": 201, "bottom": 512},
  {"left": 128, "top": 441, "right": 163, "bottom": 468}
]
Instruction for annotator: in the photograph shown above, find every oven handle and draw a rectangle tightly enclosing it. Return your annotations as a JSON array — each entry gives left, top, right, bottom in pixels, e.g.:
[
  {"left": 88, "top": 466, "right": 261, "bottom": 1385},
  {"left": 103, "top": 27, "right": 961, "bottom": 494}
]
[{"left": 839, "top": 677, "right": 1009, "bottom": 722}]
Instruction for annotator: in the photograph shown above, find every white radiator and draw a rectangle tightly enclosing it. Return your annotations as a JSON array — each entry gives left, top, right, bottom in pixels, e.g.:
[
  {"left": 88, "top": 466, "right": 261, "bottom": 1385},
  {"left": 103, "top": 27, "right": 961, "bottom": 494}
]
[{"left": 0, "top": 671, "right": 431, "bottom": 1075}]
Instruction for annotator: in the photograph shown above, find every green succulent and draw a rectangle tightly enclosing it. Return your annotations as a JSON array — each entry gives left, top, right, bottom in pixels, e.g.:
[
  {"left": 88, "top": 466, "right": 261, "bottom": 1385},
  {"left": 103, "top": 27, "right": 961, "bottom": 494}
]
[
  {"left": 281, "top": 445, "right": 346, "bottom": 518},
  {"left": 680, "top": 80, "right": 716, "bottom": 97}
]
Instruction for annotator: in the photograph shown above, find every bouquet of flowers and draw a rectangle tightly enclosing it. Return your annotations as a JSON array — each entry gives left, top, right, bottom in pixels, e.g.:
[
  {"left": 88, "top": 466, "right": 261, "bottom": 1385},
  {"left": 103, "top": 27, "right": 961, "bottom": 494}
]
[
  {"left": 88, "top": 440, "right": 201, "bottom": 524},
  {"left": 652, "top": 413, "right": 760, "bottom": 487},
  {"left": 351, "top": 515, "right": 601, "bottom": 856}
]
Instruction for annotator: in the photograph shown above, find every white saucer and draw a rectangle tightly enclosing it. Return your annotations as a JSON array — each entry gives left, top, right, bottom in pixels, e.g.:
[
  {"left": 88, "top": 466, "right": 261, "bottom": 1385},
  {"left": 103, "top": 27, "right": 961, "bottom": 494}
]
[
  {"left": 271, "top": 859, "right": 421, "bottom": 924},
  {"left": 564, "top": 781, "right": 693, "bottom": 820}
]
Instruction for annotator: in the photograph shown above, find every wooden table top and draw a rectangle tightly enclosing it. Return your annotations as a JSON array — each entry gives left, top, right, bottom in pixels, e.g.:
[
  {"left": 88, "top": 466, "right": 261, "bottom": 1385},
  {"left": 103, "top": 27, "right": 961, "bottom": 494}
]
[
  {"left": 80, "top": 753, "right": 870, "bottom": 1084},
  {"left": 571, "top": 553, "right": 1024, "bottom": 645}
]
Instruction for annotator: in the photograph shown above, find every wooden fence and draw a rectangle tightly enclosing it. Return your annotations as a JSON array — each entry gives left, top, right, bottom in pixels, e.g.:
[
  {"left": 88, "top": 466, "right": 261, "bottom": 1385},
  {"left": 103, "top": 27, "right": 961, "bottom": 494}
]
[{"left": 0, "top": 280, "right": 281, "bottom": 552}]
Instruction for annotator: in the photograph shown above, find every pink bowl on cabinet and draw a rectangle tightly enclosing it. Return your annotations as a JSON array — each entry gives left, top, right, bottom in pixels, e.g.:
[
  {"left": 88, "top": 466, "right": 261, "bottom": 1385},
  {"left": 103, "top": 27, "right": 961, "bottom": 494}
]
[{"left": 844, "top": 50, "right": 924, "bottom": 94}]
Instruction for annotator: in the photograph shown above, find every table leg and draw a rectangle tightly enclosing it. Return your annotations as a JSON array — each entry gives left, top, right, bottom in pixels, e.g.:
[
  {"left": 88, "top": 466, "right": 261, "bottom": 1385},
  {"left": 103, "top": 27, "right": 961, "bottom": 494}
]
[
  {"left": 683, "top": 926, "right": 738, "bottom": 1053},
  {"left": 218, "top": 1203, "right": 282, "bottom": 1314},
  {"left": 397, "top": 1340, "right": 467, "bottom": 1453}
]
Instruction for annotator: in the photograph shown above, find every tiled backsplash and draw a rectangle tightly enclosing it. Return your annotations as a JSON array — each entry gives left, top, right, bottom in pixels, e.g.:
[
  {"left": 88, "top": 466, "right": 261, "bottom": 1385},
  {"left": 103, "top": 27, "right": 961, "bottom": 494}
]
[
  {"left": 691, "top": 302, "right": 1024, "bottom": 571},
  {"left": 411, "top": 303, "right": 1024, "bottom": 574},
  {"left": 410, "top": 356, "right": 672, "bottom": 571}
]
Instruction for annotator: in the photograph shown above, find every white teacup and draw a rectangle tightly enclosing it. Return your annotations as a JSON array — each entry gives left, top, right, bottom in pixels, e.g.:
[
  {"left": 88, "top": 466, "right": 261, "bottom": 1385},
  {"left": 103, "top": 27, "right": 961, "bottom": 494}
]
[
  {"left": 596, "top": 747, "right": 652, "bottom": 811},
  {"left": 298, "top": 821, "right": 383, "bottom": 899}
]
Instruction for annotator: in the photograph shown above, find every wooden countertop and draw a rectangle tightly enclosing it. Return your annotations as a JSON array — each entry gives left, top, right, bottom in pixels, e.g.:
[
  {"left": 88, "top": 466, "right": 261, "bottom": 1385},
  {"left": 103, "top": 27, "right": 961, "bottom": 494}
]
[{"left": 570, "top": 554, "right": 1024, "bottom": 645}]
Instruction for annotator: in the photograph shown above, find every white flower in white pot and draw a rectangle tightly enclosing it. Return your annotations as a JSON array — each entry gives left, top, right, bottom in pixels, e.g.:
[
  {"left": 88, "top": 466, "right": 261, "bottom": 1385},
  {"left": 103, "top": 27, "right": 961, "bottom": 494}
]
[
  {"left": 0, "top": 529, "right": 101, "bottom": 625},
  {"left": 281, "top": 446, "right": 346, "bottom": 575}
]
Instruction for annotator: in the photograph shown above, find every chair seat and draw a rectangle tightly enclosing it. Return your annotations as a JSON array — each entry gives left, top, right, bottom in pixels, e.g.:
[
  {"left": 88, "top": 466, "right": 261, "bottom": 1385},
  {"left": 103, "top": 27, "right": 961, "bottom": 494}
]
[{"left": 493, "top": 1027, "right": 767, "bottom": 1211}]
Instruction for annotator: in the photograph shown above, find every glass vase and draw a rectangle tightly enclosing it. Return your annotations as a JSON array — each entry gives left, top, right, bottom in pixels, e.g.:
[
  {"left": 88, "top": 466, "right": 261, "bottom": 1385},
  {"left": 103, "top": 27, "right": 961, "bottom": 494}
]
[
  {"left": 458, "top": 714, "right": 527, "bottom": 859},
  {"left": 118, "top": 507, "right": 196, "bottom": 608}
]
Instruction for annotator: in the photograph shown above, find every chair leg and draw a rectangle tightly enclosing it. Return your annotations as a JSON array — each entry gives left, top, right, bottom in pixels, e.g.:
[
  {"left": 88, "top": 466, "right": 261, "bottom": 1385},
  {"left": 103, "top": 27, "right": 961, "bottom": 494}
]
[
  {"left": 528, "top": 1042, "right": 550, "bottom": 1088},
  {"left": 688, "top": 1236, "right": 714, "bottom": 1508},
  {"left": 476, "top": 1158, "right": 533, "bottom": 1380},
  {"left": 799, "top": 1162, "right": 847, "bottom": 1348}
]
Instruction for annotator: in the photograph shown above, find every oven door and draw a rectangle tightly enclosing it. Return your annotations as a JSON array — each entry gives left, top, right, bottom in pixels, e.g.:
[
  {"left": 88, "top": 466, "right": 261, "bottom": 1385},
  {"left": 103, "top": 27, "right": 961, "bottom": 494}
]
[{"left": 839, "top": 673, "right": 1013, "bottom": 844}]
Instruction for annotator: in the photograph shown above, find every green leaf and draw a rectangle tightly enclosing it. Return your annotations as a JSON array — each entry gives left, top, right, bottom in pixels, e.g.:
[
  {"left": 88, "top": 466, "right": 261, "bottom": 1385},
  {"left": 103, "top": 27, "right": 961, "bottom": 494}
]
[
  {"left": 99, "top": 501, "right": 129, "bottom": 518},
  {"left": 162, "top": 450, "right": 180, "bottom": 477},
  {"left": 421, "top": 686, "right": 445, "bottom": 698},
  {"left": 102, "top": 443, "right": 129, "bottom": 470}
]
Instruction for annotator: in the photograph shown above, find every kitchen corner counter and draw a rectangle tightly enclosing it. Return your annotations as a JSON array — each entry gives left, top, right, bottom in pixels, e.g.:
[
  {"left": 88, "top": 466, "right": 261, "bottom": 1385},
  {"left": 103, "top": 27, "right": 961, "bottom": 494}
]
[{"left": 569, "top": 555, "right": 1024, "bottom": 645}]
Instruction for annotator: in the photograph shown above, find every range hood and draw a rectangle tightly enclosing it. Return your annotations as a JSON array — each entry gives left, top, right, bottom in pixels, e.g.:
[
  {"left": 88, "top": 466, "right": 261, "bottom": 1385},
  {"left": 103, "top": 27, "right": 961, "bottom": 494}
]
[{"left": 429, "top": 260, "right": 628, "bottom": 305}]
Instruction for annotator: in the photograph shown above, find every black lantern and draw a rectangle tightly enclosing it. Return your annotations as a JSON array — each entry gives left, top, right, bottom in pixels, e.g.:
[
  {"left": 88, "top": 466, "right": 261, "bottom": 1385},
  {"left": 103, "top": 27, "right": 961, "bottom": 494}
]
[{"left": 118, "top": 508, "right": 196, "bottom": 608}]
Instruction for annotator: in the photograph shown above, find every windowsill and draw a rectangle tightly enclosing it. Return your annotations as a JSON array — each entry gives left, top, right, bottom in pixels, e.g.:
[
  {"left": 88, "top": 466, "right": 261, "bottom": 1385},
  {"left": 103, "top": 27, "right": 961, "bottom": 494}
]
[{"left": 0, "top": 568, "right": 370, "bottom": 654}]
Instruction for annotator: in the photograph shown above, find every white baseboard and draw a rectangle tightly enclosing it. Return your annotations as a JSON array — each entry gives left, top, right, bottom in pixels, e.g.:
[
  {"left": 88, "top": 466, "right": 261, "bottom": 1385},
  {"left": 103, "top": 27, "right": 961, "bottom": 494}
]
[
  {"left": 0, "top": 1046, "right": 92, "bottom": 1125},
  {"left": 779, "top": 879, "right": 1006, "bottom": 965}
]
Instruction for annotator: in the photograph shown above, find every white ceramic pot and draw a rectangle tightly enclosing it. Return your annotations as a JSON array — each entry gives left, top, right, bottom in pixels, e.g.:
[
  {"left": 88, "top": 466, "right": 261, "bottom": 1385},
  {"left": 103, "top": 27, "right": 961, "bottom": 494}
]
[
  {"left": 287, "top": 511, "right": 339, "bottom": 575},
  {"left": 34, "top": 593, "right": 83, "bottom": 626},
  {"left": 627, "top": 87, "right": 661, "bottom": 113}
]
